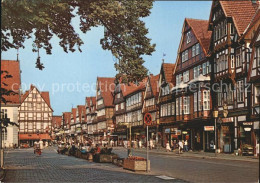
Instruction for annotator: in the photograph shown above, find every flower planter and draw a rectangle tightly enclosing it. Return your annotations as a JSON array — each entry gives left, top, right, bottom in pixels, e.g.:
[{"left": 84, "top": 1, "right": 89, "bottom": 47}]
[
  {"left": 93, "top": 154, "right": 112, "bottom": 163},
  {"left": 123, "top": 158, "right": 150, "bottom": 171}
]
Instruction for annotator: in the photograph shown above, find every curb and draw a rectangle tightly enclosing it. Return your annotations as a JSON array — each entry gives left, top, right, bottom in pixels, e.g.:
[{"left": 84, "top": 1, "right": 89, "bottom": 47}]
[{"left": 116, "top": 148, "right": 259, "bottom": 163}]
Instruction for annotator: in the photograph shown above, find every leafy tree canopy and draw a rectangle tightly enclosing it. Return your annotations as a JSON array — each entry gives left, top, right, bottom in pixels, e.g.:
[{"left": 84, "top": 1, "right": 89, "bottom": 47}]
[{"left": 1, "top": 0, "right": 155, "bottom": 83}]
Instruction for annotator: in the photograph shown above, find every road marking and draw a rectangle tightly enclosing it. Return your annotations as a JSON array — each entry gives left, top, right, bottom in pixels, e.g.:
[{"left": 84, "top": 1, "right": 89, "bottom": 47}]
[{"left": 156, "top": 175, "right": 175, "bottom": 180}]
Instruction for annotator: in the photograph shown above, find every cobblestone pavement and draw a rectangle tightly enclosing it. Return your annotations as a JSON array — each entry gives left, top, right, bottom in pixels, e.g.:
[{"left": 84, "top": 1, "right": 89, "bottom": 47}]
[
  {"left": 113, "top": 147, "right": 259, "bottom": 183},
  {"left": 3, "top": 147, "right": 186, "bottom": 183}
]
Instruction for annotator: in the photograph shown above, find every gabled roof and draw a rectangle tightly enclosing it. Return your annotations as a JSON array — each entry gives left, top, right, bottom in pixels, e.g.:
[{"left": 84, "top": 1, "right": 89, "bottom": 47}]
[
  {"left": 148, "top": 74, "right": 160, "bottom": 98},
  {"left": 21, "top": 85, "right": 53, "bottom": 111},
  {"left": 161, "top": 63, "right": 175, "bottom": 89},
  {"left": 63, "top": 112, "right": 71, "bottom": 126},
  {"left": 209, "top": 1, "right": 259, "bottom": 36},
  {"left": 242, "top": 8, "right": 260, "bottom": 40},
  {"left": 186, "top": 18, "right": 212, "bottom": 54},
  {"left": 97, "top": 77, "right": 115, "bottom": 107},
  {"left": 77, "top": 105, "right": 85, "bottom": 122},
  {"left": 1, "top": 60, "right": 21, "bottom": 104},
  {"left": 85, "top": 97, "right": 92, "bottom": 108},
  {"left": 71, "top": 108, "right": 77, "bottom": 123},
  {"left": 124, "top": 78, "right": 148, "bottom": 97},
  {"left": 52, "top": 116, "right": 62, "bottom": 128}
]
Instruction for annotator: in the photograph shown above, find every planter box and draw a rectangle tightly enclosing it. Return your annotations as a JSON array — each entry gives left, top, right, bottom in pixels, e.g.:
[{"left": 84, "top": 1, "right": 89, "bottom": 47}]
[
  {"left": 123, "top": 159, "right": 150, "bottom": 171},
  {"left": 94, "top": 154, "right": 112, "bottom": 163}
]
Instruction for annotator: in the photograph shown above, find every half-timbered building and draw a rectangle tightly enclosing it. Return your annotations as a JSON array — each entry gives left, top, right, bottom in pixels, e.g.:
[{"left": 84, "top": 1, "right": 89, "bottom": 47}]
[
  {"left": 95, "top": 77, "right": 115, "bottom": 143},
  {"left": 208, "top": 0, "right": 259, "bottom": 153},
  {"left": 245, "top": 9, "right": 260, "bottom": 155},
  {"left": 124, "top": 79, "right": 147, "bottom": 145},
  {"left": 1, "top": 60, "right": 21, "bottom": 148},
  {"left": 69, "top": 108, "right": 77, "bottom": 143},
  {"left": 75, "top": 105, "right": 85, "bottom": 143},
  {"left": 18, "top": 85, "right": 53, "bottom": 146},
  {"left": 158, "top": 63, "right": 175, "bottom": 148},
  {"left": 172, "top": 18, "right": 212, "bottom": 151},
  {"left": 52, "top": 116, "right": 62, "bottom": 141},
  {"left": 142, "top": 74, "right": 160, "bottom": 147},
  {"left": 62, "top": 112, "right": 71, "bottom": 143}
]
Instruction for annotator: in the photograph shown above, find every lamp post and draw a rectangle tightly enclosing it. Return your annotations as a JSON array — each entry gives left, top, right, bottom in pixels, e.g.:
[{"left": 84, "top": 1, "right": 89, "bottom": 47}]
[{"left": 213, "top": 109, "right": 219, "bottom": 156}]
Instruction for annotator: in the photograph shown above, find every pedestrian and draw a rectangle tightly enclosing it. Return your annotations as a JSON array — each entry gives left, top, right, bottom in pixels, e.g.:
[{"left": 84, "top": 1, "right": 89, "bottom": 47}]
[
  {"left": 139, "top": 140, "right": 142, "bottom": 148},
  {"left": 184, "top": 140, "right": 188, "bottom": 152},
  {"left": 166, "top": 141, "right": 171, "bottom": 152},
  {"left": 178, "top": 140, "right": 183, "bottom": 154},
  {"left": 150, "top": 139, "right": 153, "bottom": 150},
  {"left": 39, "top": 139, "right": 44, "bottom": 150}
]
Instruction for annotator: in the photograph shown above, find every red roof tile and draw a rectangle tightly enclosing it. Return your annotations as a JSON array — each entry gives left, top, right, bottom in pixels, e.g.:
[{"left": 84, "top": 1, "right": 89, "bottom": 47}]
[
  {"left": 209, "top": 1, "right": 259, "bottom": 36},
  {"left": 162, "top": 63, "right": 175, "bottom": 88},
  {"left": 63, "top": 112, "right": 71, "bottom": 126},
  {"left": 242, "top": 8, "right": 260, "bottom": 39},
  {"left": 1, "top": 60, "right": 21, "bottom": 104},
  {"left": 77, "top": 105, "right": 85, "bottom": 122},
  {"left": 186, "top": 18, "right": 212, "bottom": 54},
  {"left": 97, "top": 77, "right": 115, "bottom": 107},
  {"left": 52, "top": 116, "right": 62, "bottom": 128},
  {"left": 124, "top": 78, "right": 148, "bottom": 97},
  {"left": 71, "top": 108, "right": 77, "bottom": 124},
  {"left": 149, "top": 74, "right": 160, "bottom": 98}
]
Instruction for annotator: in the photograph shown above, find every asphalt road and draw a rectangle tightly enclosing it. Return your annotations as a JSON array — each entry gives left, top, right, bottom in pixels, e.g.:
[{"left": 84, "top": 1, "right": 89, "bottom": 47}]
[
  {"left": 113, "top": 147, "right": 259, "bottom": 183},
  {"left": 3, "top": 147, "right": 186, "bottom": 183}
]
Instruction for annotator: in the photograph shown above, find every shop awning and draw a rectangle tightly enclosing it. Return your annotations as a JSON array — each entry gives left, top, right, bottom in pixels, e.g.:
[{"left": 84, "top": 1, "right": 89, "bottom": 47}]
[{"left": 19, "top": 133, "right": 51, "bottom": 140}]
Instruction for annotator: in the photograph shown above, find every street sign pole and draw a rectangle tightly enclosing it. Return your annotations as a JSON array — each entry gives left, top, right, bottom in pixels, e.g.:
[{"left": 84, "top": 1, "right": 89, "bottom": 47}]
[{"left": 146, "top": 125, "right": 149, "bottom": 172}]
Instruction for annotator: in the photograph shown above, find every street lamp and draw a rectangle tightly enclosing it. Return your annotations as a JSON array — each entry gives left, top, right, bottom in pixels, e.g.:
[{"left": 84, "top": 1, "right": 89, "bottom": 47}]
[{"left": 213, "top": 109, "right": 219, "bottom": 156}]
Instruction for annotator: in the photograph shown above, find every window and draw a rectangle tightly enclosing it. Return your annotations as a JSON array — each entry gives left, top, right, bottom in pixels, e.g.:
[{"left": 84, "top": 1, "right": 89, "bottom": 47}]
[
  {"left": 193, "top": 92, "right": 198, "bottom": 112},
  {"left": 28, "top": 123, "right": 33, "bottom": 130},
  {"left": 171, "top": 102, "right": 175, "bottom": 115},
  {"left": 185, "top": 50, "right": 188, "bottom": 61},
  {"left": 180, "top": 97, "right": 183, "bottom": 115},
  {"left": 203, "top": 90, "right": 210, "bottom": 110},
  {"left": 186, "top": 31, "right": 191, "bottom": 44},
  {"left": 176, "top": 98, "right": 179, "bottom": 116},
  {"left": 202, "top": 63, "right": 206, "bottom": 75},
  {"left": 255, "top": 86, "right": 260, "bottom": 104},
  {"left": 36, "top": 123, "right": 41, "bottom": 130},
  {"left": 117, "top": 93, "right": 120, "bottom": 98},
  {"left": 28, "top": 103, "right": 33, "bottom": 108},
  {"left": 256, "top": 46, "right": 260, "bottom": 66},
  {"left": 1, "top": 109, "right": 7, "bottom": 119},
  {"left": 237, "top": 80, "right": 244, "bottom": 102},
  {"left": 182, "top": 52, "right": 185, "bottom": 62},
  {"left": 32, "top": 94, "right": 36, "bottom": 99},
  {"left": 193, "top": 65, "right": 201, "bottom": 79},
  {"left": 183, "top": 97, "right": 190, "bottom": 114},
  {"left": 162, "top": 85, "right": 170, "bottom": 96},
  {"left": 176, "top": 74, "right": 182, "bottom": 86},
  {"left": 121, "top": 103, "right": 124, "bottom": 109},
  {"left": 115, "top": 104, "right": 119, "bottom": 111},
  {"left": 97, "top": 99, "right": 103, "bottom": 106},
  {"left": 218, "top": 90, "right": 222, "bottom": 106},
  {"left": 192, "top": 45, "right": 196, "bottom": 57},
  {"left": 37, "top": 103, "right": 41, "bottom": 109},
  {"left": 97, "top": 109, "right": 105, "bottom": 117},
  {"left": 183, "top": 71, "right": 189, "bottom": 83},
  {"left": 227, "top": 85, "right": 233, "bottom": 104},
  {"left": 198, "top": 91, "right": 202, "bottom": 111},
  {"left": 196, "top": 43, "right": 200, "bottom": 55},
  {"left": 236, "top": 48, "right": 242, "bottom": 67}
]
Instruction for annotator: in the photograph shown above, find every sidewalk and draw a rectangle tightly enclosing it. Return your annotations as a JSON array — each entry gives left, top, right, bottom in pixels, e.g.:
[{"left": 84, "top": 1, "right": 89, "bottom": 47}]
[{"left": 113, "top": 146, "right": 259, "bottom": 163}]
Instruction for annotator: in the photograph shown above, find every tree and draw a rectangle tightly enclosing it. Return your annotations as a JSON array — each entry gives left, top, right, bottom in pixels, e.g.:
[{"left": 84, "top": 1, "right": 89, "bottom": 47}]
[{"left": 1, "top": 0, "right": 155, "bottom": 83}]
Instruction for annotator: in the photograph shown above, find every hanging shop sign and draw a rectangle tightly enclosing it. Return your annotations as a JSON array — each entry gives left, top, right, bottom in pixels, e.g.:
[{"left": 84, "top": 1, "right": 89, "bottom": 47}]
[
  {"left": 223, "top": 103, "right": 228, "bottom": 118},
  {"left": 204, "top": 126, "right": 214, "bottom": 131},
  {"left": 165, "top": 128, "right": 170, "bottom": 133}
]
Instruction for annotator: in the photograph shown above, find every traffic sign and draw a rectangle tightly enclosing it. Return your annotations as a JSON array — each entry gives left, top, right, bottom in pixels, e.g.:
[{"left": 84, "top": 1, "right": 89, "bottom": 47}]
[{"left": 144, "top": 113, "right": 152, "bottom": 126}]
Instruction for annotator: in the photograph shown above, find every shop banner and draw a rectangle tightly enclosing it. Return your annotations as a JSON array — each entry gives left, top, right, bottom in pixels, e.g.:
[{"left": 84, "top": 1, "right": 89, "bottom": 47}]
[{"left": 204, "top": 126, "right": 214, "bottom": 131}]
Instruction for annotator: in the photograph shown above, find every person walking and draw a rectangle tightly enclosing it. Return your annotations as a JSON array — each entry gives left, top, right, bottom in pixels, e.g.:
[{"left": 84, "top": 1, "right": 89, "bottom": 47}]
[
  {"left": 184, "top": 140, "right": 188, "bottom": 152},
  {"left": 166, "top": 141, "right": 171, "bottom": 152},
  {"left": 178, "top": 140, "right": 183, "bottom": 154}
]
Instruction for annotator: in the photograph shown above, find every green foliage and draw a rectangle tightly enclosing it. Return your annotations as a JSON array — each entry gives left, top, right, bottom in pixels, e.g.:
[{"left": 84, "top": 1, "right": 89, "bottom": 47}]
[
  {"left": 0, "top": 70, "right": 17, "bottom": 104},
  {"left": 1, "top": 0, "right": 155, "bottom": 82}
]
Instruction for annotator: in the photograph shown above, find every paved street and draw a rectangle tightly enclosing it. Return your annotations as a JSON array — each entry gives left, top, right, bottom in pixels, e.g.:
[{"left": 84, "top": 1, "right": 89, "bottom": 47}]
[
  {"left": 113, "top": 147, "right": 259, "bottom": 183},
  {"left": 3, "top": 147, "right": 185, "bottom": 183}
]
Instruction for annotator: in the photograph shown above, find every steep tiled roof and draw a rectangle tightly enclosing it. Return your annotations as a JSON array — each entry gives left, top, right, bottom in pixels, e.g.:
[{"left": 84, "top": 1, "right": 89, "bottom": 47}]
[
  {"left": 52, "top": 116, "right": 62, "bottom": 128},
  {"left": 162, "top": 63, "right": 175, "bottom": 88},
  {"left": 63, "top": 112, "right": 71, "bottom": 126},
  {"left": 124, "top": 78, "right": 148, "bottom": 97},
  {"left": 1, "top": 60, "right": 21, "bottom": 104},
  {"left": 209, "top": 1, "right": 259, "bottom": 36},
  {"left": 186, "top": 18, "right": 212, "bottom": 54},
  {"left": 21, "top": 84, "right": 53, "bottom": 111},
  {"left": 97, "top": 77, "right": 115, "bottom": 107},
  {"left": 71, "top": 108, "right": 77, "bottom": 124},
  {"left": 77, "top": 105, "right": 85, "bottom": 122},
  {"left": 85, "top": 97, "right": 92, "bottom": 108},
  {"left": 243, "top": 8, "right": 260, "bottom": 39},
  {"left": 150, "top": 74, "right": 160, "bottom": 98}
]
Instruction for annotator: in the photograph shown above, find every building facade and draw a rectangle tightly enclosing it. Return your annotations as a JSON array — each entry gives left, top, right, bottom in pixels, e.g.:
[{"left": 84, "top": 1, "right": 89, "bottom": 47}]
[
  {"left": 1, "top": 60, "right": 21, "bottom": 148},
  {"left": 18, "top": 85, "right": 53, "bottom": 146}
]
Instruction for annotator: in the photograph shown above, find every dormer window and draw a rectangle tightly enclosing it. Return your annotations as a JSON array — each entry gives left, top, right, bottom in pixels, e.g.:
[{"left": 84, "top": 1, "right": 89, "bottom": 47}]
[{"left": 186, "top": 31, "right": 191, "bottom": 44}]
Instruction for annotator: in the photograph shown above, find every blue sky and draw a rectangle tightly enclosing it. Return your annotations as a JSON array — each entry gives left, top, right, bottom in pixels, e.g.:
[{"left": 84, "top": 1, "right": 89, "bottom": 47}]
[{"left": 2, "top": 1, "right": 212, "bottom": 115}]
